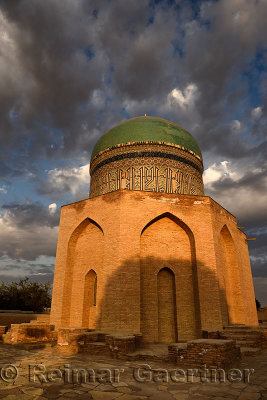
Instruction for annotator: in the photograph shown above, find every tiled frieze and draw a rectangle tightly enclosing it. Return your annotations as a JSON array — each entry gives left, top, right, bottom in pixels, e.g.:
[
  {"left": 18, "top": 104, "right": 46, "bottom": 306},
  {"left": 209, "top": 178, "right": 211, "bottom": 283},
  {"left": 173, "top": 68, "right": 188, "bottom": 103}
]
[{"left": 90, "top": 143, "right": 204, "bottom": 198}]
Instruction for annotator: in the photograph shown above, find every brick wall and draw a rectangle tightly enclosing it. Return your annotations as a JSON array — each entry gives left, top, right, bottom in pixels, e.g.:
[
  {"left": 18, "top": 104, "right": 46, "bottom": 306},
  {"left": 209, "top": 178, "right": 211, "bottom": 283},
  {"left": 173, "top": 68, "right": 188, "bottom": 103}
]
[
  {"left": 2, "top": 323, "right": 57, "bottom": 344},
  {"left": 169, "top": 339, "right": 241, "bottom": 368},
  {"left": 50, "top": 190, "right": 258, "bottom": 340}
]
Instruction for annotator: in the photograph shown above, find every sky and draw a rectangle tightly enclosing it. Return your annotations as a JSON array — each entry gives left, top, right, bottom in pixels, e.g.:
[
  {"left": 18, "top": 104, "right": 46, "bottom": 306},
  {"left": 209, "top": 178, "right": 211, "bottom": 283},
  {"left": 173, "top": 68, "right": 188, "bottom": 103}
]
[{"left": 0, "top": 0, "right": 266, "bottom": 305}]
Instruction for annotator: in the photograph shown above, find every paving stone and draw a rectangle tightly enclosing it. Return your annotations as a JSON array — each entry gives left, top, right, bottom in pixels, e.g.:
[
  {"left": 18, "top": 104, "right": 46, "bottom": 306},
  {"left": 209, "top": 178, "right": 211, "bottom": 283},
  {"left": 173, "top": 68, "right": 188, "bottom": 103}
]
[
  {"left": 237, "top": 393, "right": 261, "bottom": 400},
  {"left": 95, "top": 384, "right": 117, "bottom": 392},
  {"left": 21, "top": 386, "right": 44, "bottom": 396},
  {"left": 0, "top": 344, "right": 266, "bottom": 400},
  {"left": 90, "top": 391, "right": 122, "bottom": 399},
  {"left": 231, "top": 383, "right": 248, "bottom": 389},
  {"left": 61, "top": 392, "right": 80, "bottom": 398},
  {"left": 187, "top": 396, "right": 213, "bottom": 400},
  {"left": 81, "top": 383, "right": 99, "bottom": 390},
  {"left": 112, "top": 382, "right": 129, "bottom": 387},
  {"left": 243, "top": 385, "right": 264, "bottom": 392},
  {"left": 117, "top": 387, "right": 132, "bottom": 393},
  {"left": 1, "top": 396, "right": 32, "bottom": 400},
  {"left": 157, "top": 384, "right": 168, "bottom": 391},
  {"left": 117, "top": 395, "right": 148, "bottom": 400},
  {"left": 210, "top": 397, "right": 233, "bottom": 400},
  {"left": 169, "top": 391, "right": 189, "bottom": 400},
  {"left": 0, "top": 388, "right": 21, "bottom": 397},
  {"left": 13, "top": 377, "right": 29, "bottom": 385}
]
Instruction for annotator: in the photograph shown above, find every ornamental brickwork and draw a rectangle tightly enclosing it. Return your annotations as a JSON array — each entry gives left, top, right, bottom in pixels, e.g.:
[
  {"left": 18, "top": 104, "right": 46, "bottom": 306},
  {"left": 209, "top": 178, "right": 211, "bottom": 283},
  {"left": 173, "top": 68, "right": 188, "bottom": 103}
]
[{"left": 90, "top": 143, "right": 204, "bottom": 197}]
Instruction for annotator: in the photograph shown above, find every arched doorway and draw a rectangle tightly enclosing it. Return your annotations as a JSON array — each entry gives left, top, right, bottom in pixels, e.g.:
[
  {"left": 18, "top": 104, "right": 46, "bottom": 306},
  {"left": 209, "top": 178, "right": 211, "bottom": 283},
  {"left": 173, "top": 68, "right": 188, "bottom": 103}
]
[
  {"left": 61, "top": 218, "right": 104, "bottom": 327},
  {"left": 157, "top": 268, "right": 177, "bottom": 342},
  {"left": 82, "top": 269, "right": 97, "bottom": 328},
  {"left": 140, "top": 212, "right": 200, "bottom": 342}
]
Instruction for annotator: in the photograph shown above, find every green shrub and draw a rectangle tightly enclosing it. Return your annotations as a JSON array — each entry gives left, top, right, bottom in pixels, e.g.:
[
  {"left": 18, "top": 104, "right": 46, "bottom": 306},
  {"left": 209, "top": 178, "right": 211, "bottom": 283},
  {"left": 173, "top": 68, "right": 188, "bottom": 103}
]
[{"left": 0, "top": 278, "right": 51, "bottom": 312}]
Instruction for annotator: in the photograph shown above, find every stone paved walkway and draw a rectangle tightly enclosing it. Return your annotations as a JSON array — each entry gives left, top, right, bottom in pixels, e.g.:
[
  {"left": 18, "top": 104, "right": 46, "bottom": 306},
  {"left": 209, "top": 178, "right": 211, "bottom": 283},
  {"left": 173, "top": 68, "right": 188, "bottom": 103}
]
[{"left": 0, "top": 344, "right": 266, "bottom": 399}]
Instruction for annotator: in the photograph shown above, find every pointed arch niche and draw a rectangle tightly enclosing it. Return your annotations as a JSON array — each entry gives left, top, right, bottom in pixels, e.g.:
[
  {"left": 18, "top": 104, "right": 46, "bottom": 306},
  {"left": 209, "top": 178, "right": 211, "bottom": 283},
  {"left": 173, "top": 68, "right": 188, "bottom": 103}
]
[
  {"left": 140, "top": 213, "right": 200, "bottom": 342},
  {"left": 61, "top": 218, "right": 104, "bottom": 327},
  {"left": 157, "top": 267, "right": 177, "bottom": 342},
  {"left": 82, "top": 269, "right": 97, "bottom": 328},
  {"left": 220, "top": 225, "right": 245, "bottom": 324}
]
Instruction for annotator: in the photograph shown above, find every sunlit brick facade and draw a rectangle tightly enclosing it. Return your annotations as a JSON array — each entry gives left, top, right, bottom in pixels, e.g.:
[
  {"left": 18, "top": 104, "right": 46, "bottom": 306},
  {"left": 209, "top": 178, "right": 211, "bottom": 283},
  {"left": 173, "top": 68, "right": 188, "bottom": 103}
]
[{"left": 50, "top": 117, "right": 258, "bottom": 342}]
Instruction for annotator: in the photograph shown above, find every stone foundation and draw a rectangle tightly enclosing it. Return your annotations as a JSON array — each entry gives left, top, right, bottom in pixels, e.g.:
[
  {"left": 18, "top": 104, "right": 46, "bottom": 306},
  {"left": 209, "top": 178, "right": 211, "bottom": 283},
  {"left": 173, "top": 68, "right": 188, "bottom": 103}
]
[
  {"left": 168, "top": 339, "right": 241, "bottom": 368},
  {"left": 0, "top": 325, "right": 7, "bottom": 339},
  {"left": 203, "top": 325, "right": 267, "bottom": 353},
  {"left": 2, "top": 323, "right": 57, "bottom": 344},
  {"left": 56, "top": 327, "right": 141, "bottom": 357},
  {"left": 260, "top": 328, "right": 267, "bottom": 349}
]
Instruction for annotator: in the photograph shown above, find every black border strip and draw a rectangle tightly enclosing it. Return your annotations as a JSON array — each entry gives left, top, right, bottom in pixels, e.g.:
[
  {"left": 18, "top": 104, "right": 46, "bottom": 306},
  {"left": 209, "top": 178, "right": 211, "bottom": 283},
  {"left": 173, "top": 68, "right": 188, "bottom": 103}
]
[{"left": 91, "top": 151, "right": 202, "bottom": 175}]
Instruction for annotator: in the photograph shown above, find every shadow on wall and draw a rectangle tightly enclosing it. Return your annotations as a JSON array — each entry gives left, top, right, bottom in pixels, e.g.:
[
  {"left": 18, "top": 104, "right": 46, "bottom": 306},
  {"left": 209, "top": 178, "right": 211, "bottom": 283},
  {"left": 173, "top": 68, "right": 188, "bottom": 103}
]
[
  {"left": 57, "top": 211, "right": 252, "bottom": 342},
  {"left": 76, "top": 255, "right": 234, "bottom": 343}
]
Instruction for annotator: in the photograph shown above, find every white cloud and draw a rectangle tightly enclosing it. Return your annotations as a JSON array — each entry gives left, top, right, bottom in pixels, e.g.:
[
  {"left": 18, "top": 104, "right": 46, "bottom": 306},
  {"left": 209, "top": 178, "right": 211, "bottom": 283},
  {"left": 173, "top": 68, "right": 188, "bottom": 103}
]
[
  {"left": 91, "top": 89, "right": 106, "bottom": 107},
  {"left": 204, "top": 160, "right": 267, "bottom": 222},
  {"left": 45, "top": 164, "right": 89, "bottom": 197},
  {"left": 203, "top": 160, "right": 240, "bottom": 186},
  {"left": 231, "top": 120, "right": 241, "bottom": 130},
  {"left": 167, "top": 83, "right": 199, "bottom": 110},
  {"left": 0, "top": 187, "right": 7, "bottom": 194},
  {"left": 251, "top": 106, "right": 263, "bottom": 119},
  {"left": 48, "top": 203, "right": 57, "bottom": 214}
]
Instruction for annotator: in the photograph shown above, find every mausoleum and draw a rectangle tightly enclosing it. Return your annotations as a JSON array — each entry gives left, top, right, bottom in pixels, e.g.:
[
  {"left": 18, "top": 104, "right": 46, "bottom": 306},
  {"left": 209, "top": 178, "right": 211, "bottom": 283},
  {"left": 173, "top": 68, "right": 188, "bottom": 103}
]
[{"left": 50, "top": 116, "right": 258, "bottom": 343}]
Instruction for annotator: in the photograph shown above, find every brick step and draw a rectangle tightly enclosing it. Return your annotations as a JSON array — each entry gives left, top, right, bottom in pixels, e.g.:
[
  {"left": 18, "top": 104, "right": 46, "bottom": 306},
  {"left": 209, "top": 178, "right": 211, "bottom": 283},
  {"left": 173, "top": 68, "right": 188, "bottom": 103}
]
[
  {"left": 221, "top": 332, "right": 261, "bottom": 337},
  {"left": 221, "top": 332, "right": 261, "bottom": 338},
  {"left": 224, "top": 325, "right": 258, "bottom": 329},
  {"left": 126, "top": 350, "right": 169, "bottom": 362},
  {"left": 235, "top": 340, "right": 260, "bottom": 348},
  {"left": 240, "top": 347, "right": 261, "bottom": 356},
  {"left": 222, "top": 328, "right": 259, "bottom": 334},
  {"left": 82, "top": 331, "right": 107, "bottom": 343},
  {"left": 13, "top": 341, "right": 57, "bottom": 350},
  {"left": 223, "top": 326, "right": 260, "bottom": 331},
  {"left": 223, "top": 332, "right": 260, "bottom": 337},
  {"left": 81, "top": 341, "right": 109, "bottom": 355}
]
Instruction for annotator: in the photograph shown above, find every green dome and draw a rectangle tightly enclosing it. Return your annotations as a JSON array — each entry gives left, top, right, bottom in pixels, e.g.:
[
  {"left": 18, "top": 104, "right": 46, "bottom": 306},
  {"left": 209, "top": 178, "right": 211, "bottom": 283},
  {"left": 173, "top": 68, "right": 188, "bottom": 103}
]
[{"left": 91, "top": 116, "right": 202, "bottom": 160}]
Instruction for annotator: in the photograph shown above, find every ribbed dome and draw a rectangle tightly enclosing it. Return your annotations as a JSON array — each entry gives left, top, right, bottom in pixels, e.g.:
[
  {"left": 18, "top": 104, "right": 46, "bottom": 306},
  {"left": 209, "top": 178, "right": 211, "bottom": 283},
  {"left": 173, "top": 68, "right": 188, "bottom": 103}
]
[{"left": 91, "top": 116, "right": 202, "bottom": 160}]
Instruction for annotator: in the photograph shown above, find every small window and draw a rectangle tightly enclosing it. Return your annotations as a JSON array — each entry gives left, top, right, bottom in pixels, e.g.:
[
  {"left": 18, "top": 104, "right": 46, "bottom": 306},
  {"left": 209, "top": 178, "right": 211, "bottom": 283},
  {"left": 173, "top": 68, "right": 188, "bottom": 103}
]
[{"left": 93, "top": 275, "right": 97, "bottom": 306}]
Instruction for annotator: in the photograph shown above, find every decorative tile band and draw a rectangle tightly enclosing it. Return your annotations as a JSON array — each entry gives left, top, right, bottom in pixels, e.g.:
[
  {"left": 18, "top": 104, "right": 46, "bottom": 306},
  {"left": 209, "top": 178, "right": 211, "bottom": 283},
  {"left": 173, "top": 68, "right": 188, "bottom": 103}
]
[
  {"left": 90, "top": 161, "right": 204, "bottom": 198},
  {"left": 91, "top": 150, "right": 202, "bottom": 176}
]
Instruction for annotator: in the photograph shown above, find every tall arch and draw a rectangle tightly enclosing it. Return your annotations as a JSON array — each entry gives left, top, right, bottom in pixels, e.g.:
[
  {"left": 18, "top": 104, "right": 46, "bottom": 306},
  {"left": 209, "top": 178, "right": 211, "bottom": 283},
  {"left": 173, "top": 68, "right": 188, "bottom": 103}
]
[
  {"left": 140, "top": 213, "right": 200, "bottom": 342},
  {"left": 157, "top": 267, "right": 177, "bottom": 342},
  {"left": 61, "top": 218, "right": 104, "bottom": 327},
  {"left": 220, "top": 225, "right": 245, "bottom": 324}
]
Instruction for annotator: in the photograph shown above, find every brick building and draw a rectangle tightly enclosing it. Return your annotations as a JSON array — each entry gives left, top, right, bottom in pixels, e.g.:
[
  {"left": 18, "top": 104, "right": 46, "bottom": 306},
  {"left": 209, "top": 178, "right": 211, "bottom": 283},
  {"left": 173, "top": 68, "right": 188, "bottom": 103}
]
[{"left": 50, "top": 116, "right": 258, "bottom": 342}]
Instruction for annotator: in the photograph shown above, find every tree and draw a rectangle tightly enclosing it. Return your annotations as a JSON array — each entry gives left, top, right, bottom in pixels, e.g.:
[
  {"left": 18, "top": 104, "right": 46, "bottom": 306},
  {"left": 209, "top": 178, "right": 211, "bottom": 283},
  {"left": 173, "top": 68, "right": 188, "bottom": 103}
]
[
  {"left": 0, "top": 278, "right": 51, "bottom": 312},
  {"left": 255, "top": 298, "right": 261, "bottom": 311}
]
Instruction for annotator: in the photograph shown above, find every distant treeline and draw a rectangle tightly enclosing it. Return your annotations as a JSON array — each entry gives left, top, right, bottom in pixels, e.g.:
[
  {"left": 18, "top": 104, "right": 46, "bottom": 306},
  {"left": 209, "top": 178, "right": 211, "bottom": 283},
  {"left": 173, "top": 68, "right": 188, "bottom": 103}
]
[{"left": 0, "top": 278, "right": 51, "bottom": 312}]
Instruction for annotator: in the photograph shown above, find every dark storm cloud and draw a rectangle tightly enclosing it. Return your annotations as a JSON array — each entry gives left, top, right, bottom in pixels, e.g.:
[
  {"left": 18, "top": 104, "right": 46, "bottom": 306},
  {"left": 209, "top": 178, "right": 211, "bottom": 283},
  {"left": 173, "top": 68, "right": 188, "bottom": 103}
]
[
  {"left": 0, "top": 202, "right": 59, "bottom": 260},
  {"left": 0, "top": 0, "right": 266, "bottom": 300},
  {"left": 0, "top": 0, "right": 266, "bottom": 166},
  {"left": 0, "top": 273, "right": 54, "bottom": 284},
  {"left": 2, "top": 202, "right": 60, "bottom": 229},
  {"left": 0, "top": 0, "right": 104, "bottom": 165},
  {"left": 252, "top": 258, "right": 267, "bottom": 278}
]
